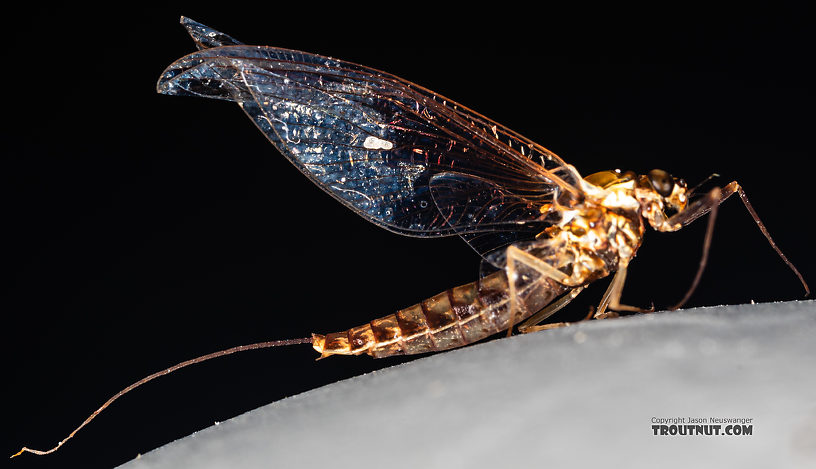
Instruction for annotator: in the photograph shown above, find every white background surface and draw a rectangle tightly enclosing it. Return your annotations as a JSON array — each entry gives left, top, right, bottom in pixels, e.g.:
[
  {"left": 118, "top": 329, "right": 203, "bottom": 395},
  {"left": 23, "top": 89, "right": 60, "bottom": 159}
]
[{"left": 119, "top": 301, "right": 816, "bottom": 469}]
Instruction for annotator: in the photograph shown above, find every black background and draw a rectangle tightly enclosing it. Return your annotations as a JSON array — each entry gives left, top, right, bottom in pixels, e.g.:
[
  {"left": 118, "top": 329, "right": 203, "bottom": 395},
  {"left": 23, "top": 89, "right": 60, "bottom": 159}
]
[{"left": 4, "top": 5, "right": 813, "bottom": 468}]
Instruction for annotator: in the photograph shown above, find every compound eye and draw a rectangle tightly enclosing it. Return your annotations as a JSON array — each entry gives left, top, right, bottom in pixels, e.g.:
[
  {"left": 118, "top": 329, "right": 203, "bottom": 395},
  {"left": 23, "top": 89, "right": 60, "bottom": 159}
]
[{"left": 648, "top": 169, "right": 674, "bottom": 197}]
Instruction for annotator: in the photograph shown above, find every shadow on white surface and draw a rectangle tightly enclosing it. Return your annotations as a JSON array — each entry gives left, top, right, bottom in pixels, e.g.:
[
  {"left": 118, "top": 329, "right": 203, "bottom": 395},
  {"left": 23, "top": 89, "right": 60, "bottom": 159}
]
[{"left": 119, "top": 301, "right": 816, "bottom": 469}]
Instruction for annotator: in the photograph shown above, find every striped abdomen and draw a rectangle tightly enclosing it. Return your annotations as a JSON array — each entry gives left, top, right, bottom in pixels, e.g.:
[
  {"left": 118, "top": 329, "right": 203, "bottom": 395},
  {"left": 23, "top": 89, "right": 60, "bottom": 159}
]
[{"left": 312, "top": 270, "right": 568, "bottom": 358}]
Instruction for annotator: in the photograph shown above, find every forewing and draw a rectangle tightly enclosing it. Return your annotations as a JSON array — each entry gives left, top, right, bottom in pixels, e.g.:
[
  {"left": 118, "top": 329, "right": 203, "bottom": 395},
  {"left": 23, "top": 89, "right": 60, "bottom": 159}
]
[
  {"left": 158, "top": 27, "right": 582, "bottom": 236},
  {"left": 179, "top": 16, "right": 243, "bottom": 50}
]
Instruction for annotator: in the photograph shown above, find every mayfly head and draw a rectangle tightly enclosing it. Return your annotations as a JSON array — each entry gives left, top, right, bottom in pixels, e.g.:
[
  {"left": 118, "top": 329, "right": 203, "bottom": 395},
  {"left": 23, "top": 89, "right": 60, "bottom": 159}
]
[
  {"left": 645, "top": 169, "right": 688, "bottom": 214},
  {"left": 582, "top": 168, "right": 688, "bottom": 217}
]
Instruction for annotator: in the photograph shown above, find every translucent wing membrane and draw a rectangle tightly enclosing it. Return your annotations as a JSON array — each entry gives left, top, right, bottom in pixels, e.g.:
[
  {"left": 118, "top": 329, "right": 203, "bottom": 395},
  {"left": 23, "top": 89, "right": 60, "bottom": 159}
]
[
  {"left": 429, "top": 172, "right": 551, "bottom": 263},
  {"left": 158, "top": 18, "right": 582, "bottom": 238},
  {"left": 180, "top": 16, "right": 243, "bottom": 50},
  {"left": 429, "top": 173, "right": 546, "bottom": 232}
]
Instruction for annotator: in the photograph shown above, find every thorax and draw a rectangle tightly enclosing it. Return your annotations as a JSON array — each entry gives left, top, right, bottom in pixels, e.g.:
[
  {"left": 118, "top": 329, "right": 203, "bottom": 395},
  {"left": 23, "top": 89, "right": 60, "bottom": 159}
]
[{"left": 541, "top": 179, "right": 647, "bottom": 277}]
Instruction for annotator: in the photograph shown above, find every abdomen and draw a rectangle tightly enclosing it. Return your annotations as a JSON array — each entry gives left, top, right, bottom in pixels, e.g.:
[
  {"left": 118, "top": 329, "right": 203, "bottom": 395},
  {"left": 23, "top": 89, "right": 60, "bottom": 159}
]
[{"left": 312, "top": 270, "right": 568, "bottom": 358}]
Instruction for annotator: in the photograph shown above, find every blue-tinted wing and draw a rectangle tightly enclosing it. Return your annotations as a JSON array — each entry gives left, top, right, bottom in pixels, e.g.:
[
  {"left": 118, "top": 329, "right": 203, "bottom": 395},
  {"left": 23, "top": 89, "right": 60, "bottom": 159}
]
[{"left": 157, "top": 18, "right": 583, "bottom": 236}]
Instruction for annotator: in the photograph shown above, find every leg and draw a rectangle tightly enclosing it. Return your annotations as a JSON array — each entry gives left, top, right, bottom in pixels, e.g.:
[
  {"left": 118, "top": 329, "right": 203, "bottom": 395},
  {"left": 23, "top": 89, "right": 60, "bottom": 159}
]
[
  {"left": 666, "top": 182, "right": 808, "bottom": 309},
  {"left": 517, "top": 286, "right": 585, "bottom": 333},
  {"left": 602, "top": 264, "right": 654, "bottom": 314},
  {"left": 504, "top": 244, "right": 573, "bottom": 336},
  {"left": 517, "top": 299, "right": 593, "bottom": 333},
  {"left": 519, "top": 268, "right": 647, "bottom": 333},
  {"left": 519, "top": 265, "right": 653, "bottom": 333}
]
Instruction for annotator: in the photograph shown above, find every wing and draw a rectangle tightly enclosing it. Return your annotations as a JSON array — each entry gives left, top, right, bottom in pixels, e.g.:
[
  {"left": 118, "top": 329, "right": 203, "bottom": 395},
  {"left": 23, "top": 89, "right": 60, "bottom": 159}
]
[
  {"left": 429, "top": 172, "right": 553, "bottom": 263},
  {"left": 157, "top": 18, "right": 583, "bottom": 238}
]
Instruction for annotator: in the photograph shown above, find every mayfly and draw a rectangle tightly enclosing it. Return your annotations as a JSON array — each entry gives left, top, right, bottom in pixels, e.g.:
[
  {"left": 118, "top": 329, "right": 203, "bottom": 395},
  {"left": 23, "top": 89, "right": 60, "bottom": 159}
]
[{"left": 13, "top": 17, "right": 808, "bottom": 458}]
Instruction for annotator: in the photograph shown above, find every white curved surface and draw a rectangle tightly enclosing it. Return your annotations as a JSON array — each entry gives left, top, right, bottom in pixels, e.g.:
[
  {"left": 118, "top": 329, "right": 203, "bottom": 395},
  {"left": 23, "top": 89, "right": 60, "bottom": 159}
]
[{"left": 118, "top": 301, "right": 816, "bottom": 469}]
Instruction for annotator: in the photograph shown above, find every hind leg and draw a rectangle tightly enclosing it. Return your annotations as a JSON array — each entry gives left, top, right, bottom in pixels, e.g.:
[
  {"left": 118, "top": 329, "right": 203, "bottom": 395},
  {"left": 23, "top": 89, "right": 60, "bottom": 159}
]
[
  {"left": 504, "top": 244, "right": 575, "bottom": 336},
  {"left": 516, "top": 286, "right": 585, "bottom": 333},
  {"left": 519, "top": 265, "right": 653, "bottom": 333}
]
